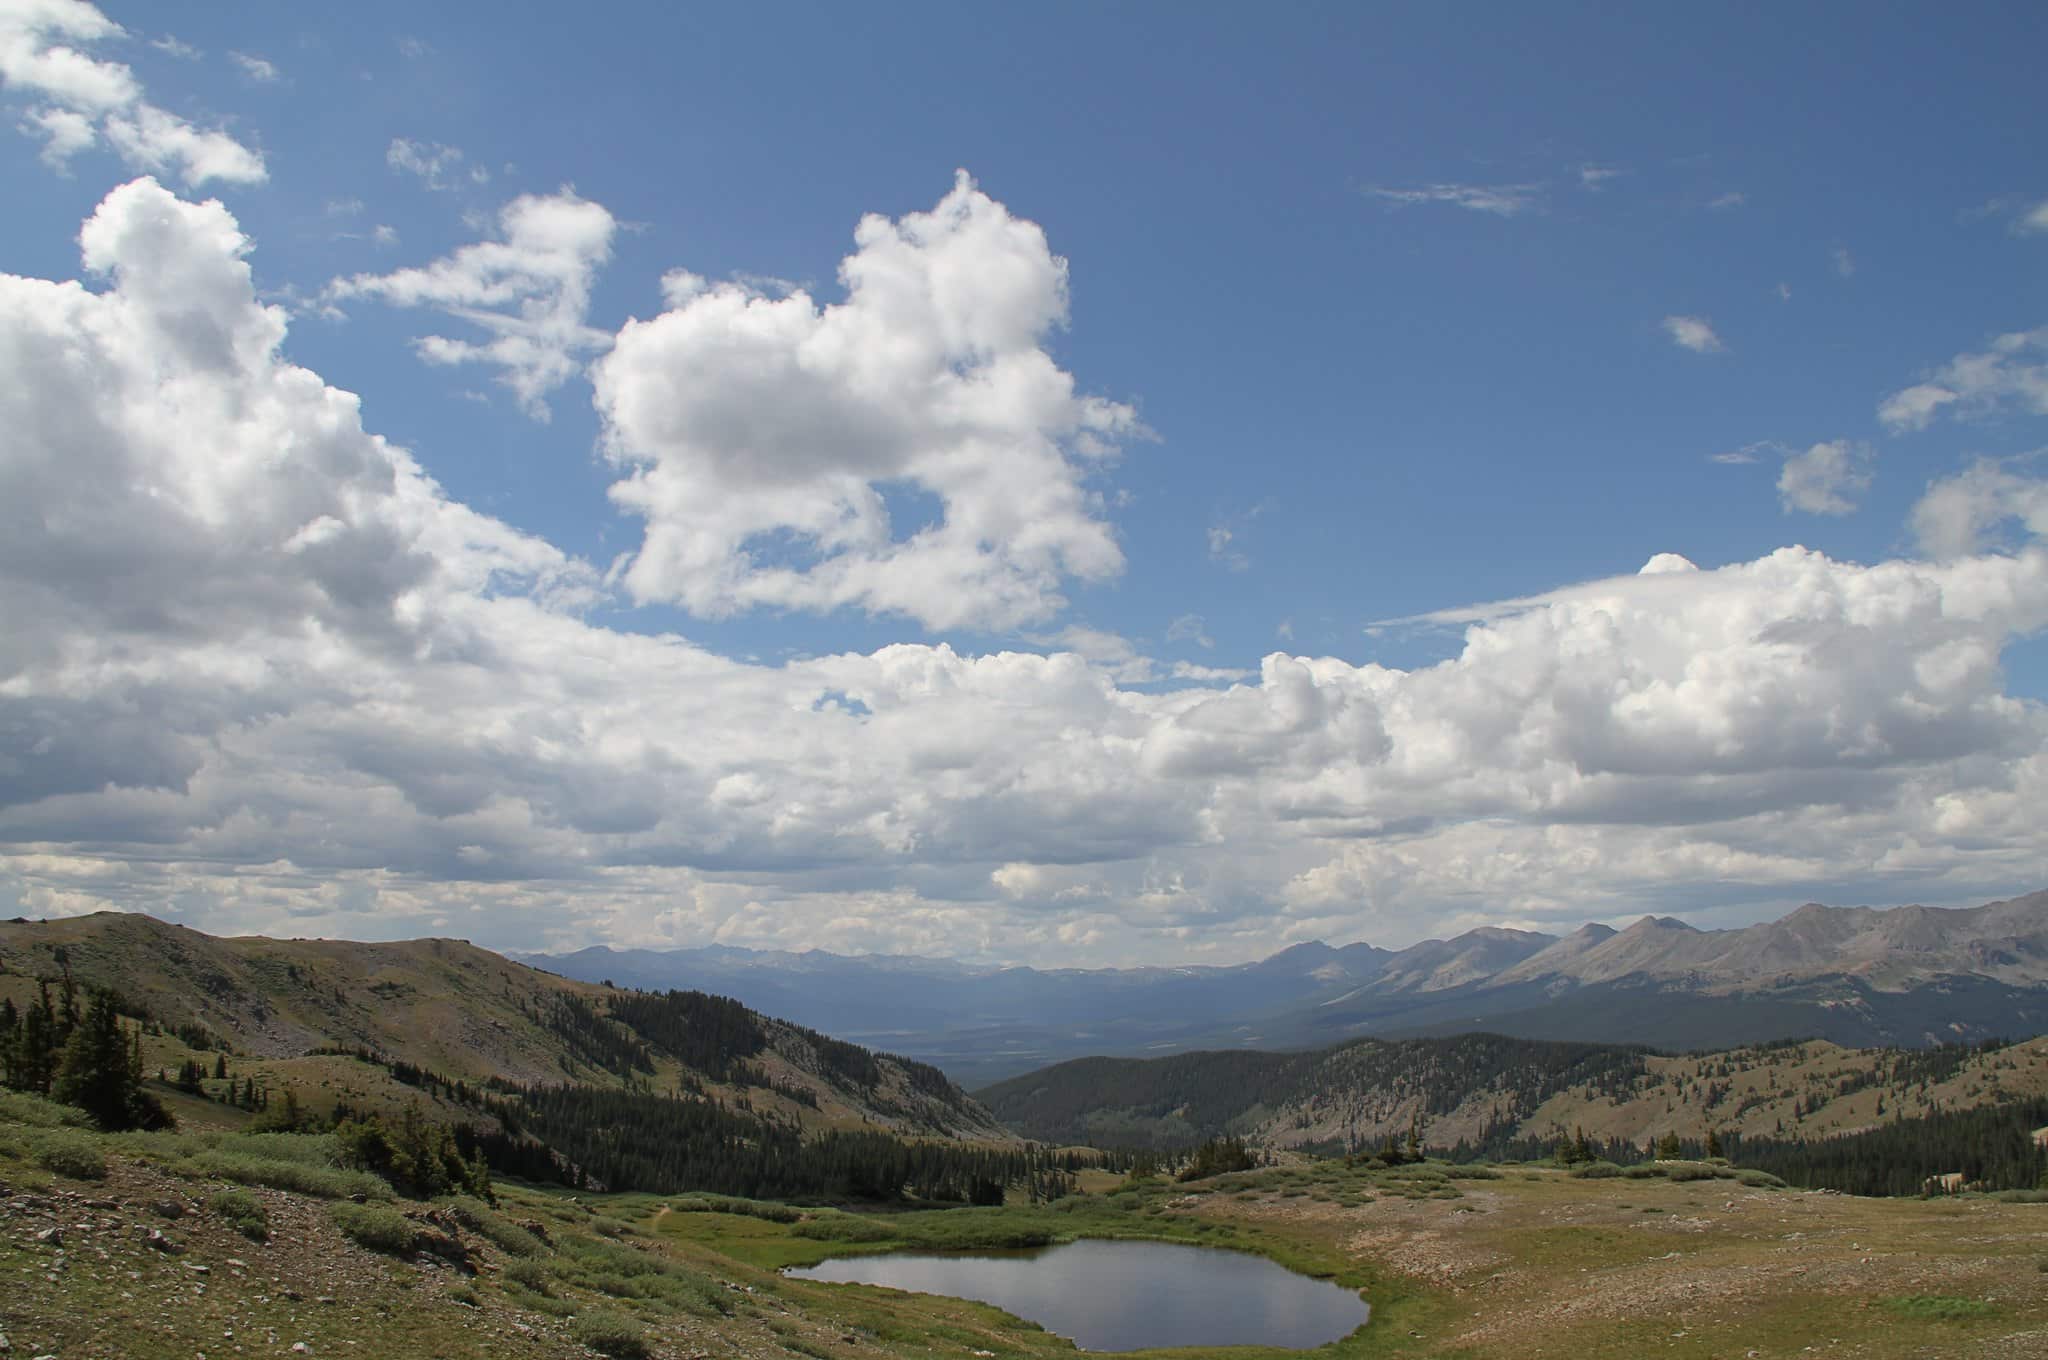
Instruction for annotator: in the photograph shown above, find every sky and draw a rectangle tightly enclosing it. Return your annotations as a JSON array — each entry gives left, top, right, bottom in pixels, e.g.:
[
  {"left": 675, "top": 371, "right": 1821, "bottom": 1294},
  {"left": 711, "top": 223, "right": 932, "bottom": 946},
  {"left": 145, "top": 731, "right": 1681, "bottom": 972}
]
[{"left": 2, "top": 0, "right": 2047, "bottom": 966}]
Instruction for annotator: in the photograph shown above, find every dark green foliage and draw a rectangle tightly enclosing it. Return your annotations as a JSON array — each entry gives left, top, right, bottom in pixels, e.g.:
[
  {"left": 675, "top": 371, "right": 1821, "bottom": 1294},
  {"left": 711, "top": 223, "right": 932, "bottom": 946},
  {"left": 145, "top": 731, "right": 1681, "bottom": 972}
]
[
  {"left": 49, "top": 990, "right": 171, "bottom": 1130},
  {"left": 481, "top": 1082, "right": 1075, "bottom": 1202},
  {"left": 606, "top": 990, "right": 766, "bottom": 1080},
  {"left": 1178, "top": 1136, "right": 1257, "bottom": 1181},
  {"left": 332, "top": 1106, "right": 493, "bottom": 1200},
  {"left": 1725, "top": 1097, "right": 2048, "bottom": 1196}
]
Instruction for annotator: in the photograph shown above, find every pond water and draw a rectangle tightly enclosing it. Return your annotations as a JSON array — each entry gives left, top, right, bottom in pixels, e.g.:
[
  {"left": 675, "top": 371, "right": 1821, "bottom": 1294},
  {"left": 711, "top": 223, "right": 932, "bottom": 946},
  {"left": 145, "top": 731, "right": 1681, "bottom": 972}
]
[{"left": 785, "top": 1237, "right": 1371, "bottom": 1351}]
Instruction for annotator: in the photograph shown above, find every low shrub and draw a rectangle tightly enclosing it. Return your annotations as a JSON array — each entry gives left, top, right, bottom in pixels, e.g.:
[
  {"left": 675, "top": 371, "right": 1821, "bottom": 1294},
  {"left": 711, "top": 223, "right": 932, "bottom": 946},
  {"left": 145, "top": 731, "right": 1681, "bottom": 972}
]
[
  {"left": 185, "top": 1150, "right": 390, "bottom": 1200},
  {"left": 502, "top": 1258, "right": 555, "bottom": 1295},
  {"left": 571, "top": 1309, "right": 651, "bottom": 1359},
  {"left": 33, "top": 1131, "right": 106, "bottom": 1181},
  {"left": 1446, "top": 1165, "right": 1501, "bottom": 1180},
  {"left": 0, "top": 1091, "right": 94, "bottom": 1129},
  {"left": 1623, "top": 1164, "right": 1667, "bottom": 1179},
  {"left": 444, "top": 1197, "right": 547, "bottom": 1258},
  {"left": 668, "top": 1194, "right": 803, "bottom": 1224},
  {"left": 791, "top": 1216, "right": 894, "bottom": 1244},
  {"left": 1570, "top": 1161, "right": 1623, "bottom": 1179},
  {"left": 207, "top": 1188, "right": 270, "bottom": 1241},
  {"left": 1736, "top": 1170, "right": 1785, "bottom": 1189},
  {"left": 330, "top": 1202, "right": 419, "bottom": 1256}
]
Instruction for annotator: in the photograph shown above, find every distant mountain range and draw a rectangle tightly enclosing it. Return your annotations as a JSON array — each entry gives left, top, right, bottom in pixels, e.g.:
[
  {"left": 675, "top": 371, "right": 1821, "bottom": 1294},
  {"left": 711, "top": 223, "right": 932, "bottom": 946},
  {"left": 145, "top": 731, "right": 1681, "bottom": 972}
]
[{"left": 520, "top": 890, "right": 2048, "bottom": 1085}]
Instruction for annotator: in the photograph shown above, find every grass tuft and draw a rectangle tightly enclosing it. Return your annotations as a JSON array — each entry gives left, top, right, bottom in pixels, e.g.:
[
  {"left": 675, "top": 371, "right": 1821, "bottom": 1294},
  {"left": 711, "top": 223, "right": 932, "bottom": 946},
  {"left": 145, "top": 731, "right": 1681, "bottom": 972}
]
[{"left": 1882, "top": 1295, "right": 1996, "bottom": 1321}]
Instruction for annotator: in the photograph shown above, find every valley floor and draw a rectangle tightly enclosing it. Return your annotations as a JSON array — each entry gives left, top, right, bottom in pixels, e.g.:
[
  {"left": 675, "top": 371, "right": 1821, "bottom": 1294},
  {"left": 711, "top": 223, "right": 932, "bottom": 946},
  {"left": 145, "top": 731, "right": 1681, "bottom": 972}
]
[{"left": 1, "top": 1130, "right": 2043, "bottom": 1360}]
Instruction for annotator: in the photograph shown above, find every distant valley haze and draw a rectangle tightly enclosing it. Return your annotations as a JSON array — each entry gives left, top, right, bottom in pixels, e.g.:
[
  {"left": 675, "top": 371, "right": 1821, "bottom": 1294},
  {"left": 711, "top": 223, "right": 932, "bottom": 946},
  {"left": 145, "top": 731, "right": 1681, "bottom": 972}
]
[{"left": 523, "top": 890, "right": 2048, "bottom": 1084}]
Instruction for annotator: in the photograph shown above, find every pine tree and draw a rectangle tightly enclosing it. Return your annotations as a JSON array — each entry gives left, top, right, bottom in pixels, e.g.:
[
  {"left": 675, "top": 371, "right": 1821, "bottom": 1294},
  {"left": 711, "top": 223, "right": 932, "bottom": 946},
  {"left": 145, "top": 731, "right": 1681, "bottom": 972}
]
[{"left": 52, "top": 992, "right": 170, "bottom": 1131}]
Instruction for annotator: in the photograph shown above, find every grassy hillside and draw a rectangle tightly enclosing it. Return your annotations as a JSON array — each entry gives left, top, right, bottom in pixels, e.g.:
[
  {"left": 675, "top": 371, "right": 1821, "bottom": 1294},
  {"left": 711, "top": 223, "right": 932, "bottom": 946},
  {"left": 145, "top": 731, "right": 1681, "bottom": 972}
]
[
  {"left": 980, "top": 1030, "right": 2048, "bottom": 1164},
  {"left": 0, "top": 911, "right": 1004, "bottom": 1143},
  {"left": 1, "top": 1092, "right": 2042, "bottom": 1359}
]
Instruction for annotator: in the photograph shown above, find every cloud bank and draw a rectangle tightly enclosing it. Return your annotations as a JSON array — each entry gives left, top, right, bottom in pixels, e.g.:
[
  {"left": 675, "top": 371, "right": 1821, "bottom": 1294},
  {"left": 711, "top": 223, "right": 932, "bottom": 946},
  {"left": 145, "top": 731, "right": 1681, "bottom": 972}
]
[{"left": 2, "top": 177, "right": 2047, "bottom": 964}]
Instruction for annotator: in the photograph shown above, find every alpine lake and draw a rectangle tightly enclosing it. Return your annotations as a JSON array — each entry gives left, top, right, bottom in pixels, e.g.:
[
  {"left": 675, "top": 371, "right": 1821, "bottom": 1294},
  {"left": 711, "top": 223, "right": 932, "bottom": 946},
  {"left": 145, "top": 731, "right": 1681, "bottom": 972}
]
[{"left": 786, "top": 1236, "right": 1372, "bottom": 1351}]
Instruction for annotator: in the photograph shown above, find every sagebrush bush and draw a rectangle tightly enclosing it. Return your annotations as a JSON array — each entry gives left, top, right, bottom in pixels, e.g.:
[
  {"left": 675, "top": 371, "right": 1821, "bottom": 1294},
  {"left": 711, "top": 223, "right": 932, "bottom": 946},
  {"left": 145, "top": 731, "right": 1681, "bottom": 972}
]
[
  {"left": 330, "top": 1202, "right": 418, "bottom": 1256},
  {"left": 502, "top": 1258, "right": 555, "bottom": 1295},
  {"left": 1665, "top": 1162, "right": 1723, "bottom": 1182},
  {"left": 207, "top": 1188, "right": 270, "bottom": 1241},
  {"left": 1570, "top": 1161, "right": 1623, "bottom": 1179},
  {"left": 0, "top": 1090, "right": 94, "bottom": 1128},
  {"left": 33, "top": 1131, "right": 106, "bottom": 1181},
  {"left": 669, "top": 1194, "right": 803, "bottom": 1224},
  {"left": 187, "top": 1150, "right": 390, "bottom": 1200},
  {"left": 571, "top": 1309, "right": 651, "bottom": 1359},
  {"left": 444, "top": 1196, "right": 547, "bottom": 1257}
]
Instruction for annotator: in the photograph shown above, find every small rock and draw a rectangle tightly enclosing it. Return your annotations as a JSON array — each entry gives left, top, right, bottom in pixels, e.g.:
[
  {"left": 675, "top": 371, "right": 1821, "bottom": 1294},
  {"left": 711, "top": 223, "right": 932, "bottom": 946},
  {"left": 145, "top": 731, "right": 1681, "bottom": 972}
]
[
  {"left": 145, "top": 1228, "right": 184, "bottom": 1254},
  {"left": 292, "top": 1345, "right": 312, "bottom": 1355},
  {"left": 149, "top": 1200, "right": 185, "bottom": 1220},
  {"left": 33, "top": 1228, "right": 60, "bottom": 1246}
]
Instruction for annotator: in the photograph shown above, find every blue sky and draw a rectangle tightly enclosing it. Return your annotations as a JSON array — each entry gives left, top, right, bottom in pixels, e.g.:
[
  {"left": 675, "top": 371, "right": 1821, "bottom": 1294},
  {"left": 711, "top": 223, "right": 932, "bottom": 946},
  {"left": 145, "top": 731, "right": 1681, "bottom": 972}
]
[{"left": 2, "top": 1, "right": 2046, "bottom": 963}]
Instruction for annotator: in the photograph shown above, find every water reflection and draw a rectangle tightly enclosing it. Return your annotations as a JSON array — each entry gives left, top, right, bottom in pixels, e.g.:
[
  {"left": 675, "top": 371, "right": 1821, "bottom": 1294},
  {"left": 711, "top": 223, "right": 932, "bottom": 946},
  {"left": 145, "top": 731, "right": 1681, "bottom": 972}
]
[{"left": 787, "top": 1237, "right": 1370, "bottom": 1351}]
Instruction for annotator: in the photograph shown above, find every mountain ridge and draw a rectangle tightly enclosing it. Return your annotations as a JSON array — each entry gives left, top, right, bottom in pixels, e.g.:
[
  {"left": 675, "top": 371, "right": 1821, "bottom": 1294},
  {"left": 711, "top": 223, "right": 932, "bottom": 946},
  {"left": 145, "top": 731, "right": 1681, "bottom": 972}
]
[
  {"left": 523, "top": 891, "right": 2048, "bottom": 1082},
  {"left": 0, "top": 911, "right": 1004, "bottom": 1141}
]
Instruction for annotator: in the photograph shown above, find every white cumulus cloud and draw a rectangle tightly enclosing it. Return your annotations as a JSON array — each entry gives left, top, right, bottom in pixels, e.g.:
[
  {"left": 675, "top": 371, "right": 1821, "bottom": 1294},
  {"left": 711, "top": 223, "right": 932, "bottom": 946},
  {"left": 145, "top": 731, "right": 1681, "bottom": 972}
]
[{"left": 593, "top": 170, "right": 1144, "bottom": 631}]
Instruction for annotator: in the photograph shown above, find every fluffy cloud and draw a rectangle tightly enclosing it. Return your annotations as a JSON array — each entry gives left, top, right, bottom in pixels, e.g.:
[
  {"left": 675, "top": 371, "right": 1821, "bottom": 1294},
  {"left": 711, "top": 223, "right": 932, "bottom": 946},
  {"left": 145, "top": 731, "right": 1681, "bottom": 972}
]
[
  {"left": 0, "top": 0, "right": 263, "bottom": 183},
  {"left": 1662, "top": 314, "right": 1723, "bottom": 354},
  {"left": 593, "top": 171, "right": 1143, "bottom": 631},
  {"left": 1879, "top": 328, "right": 2048, "bottom": 431},
  {"left": 327, "top": 190, "right": 617, "bottom": 419},
  {"left": 1911, "top": 458, "right": 2048, "bottom": 558},
  {"left": 4, "top": 179, "right": 2048, "bottom": 964},
  {"left": 1777, "top": 439, "right": 1872, "bottom": 516}
]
